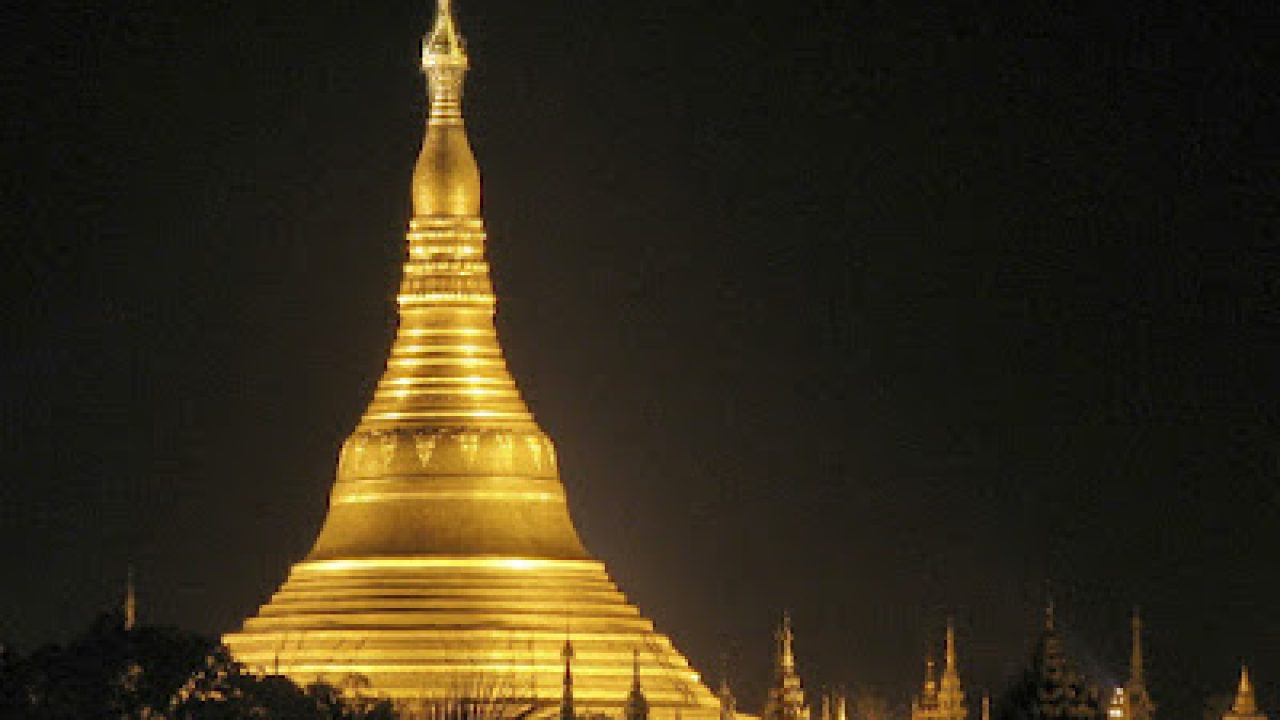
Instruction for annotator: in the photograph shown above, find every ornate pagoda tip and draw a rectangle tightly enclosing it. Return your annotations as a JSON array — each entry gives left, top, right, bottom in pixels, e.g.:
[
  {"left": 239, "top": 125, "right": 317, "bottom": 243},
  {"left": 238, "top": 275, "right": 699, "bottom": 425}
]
[{"left": 424, "top": 0, "right": 466, "bottom": 68}]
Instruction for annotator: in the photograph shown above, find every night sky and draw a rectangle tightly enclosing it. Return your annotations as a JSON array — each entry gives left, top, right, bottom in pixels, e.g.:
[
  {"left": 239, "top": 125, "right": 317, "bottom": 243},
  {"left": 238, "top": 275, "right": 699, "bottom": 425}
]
[{"left": 2, "top": 1, "right": 1277, "bottom": 718}]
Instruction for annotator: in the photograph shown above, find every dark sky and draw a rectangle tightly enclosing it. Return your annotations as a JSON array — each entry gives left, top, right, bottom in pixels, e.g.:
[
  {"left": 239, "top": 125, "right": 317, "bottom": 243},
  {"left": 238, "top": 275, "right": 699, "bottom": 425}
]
[{"left": 2, "top": 0, "right": 1277, "bottom": 717}]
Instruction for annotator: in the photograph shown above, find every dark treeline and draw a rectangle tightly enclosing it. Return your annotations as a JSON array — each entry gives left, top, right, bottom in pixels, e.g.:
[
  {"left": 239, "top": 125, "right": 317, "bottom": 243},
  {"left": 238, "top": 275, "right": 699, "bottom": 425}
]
[{"left": 0, "top": 611, "right": 395, "bottom": 719}]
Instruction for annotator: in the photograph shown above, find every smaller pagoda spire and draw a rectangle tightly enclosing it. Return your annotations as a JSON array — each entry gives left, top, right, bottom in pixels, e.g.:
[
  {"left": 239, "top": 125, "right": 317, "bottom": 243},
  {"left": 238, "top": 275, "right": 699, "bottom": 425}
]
[
  {"left": 1125, "top": 607, "right": 1155, "bottom": 720},
  {"left": 1130, "top": 608, "right": 1144, "bottom": 683},
  {"left": 779, "top": 611, "right": 797, "bottom": 671},
  {"left": 124, "top": 565, "right": 137, "bottom": 632},
  {"left": 1232, "top": 666, "right": 1259, "bottom": 716},
  {"left": 943, "top": 619, "right": 960, "bottom": 682},
  {"left": 1222, "top": 665, "right": 1267, "bottom": 720},
  {"left": 819, "top": 688, "right": 848, "bottom": 720},
  {"left": 762, "top": 612, "right": 809, "bottom": 720},
  {"left": 913, "top": 620, "right": 966, "bottom": 720},
  {"left": 625, "top": 648, "right": 649, "bottom": 720},
  {"left": 560, "top": 636, "right": 576, "bottom": 720}
]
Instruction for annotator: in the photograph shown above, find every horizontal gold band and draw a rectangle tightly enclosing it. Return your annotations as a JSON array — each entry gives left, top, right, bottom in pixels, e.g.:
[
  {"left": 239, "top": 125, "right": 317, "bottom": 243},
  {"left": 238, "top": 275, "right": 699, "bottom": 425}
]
[
  {"left": 333, "top": 490, "right": 562, "bottom": 504},
  {"left": 298, "top": 557, "right": 604, "bottom": 572}
]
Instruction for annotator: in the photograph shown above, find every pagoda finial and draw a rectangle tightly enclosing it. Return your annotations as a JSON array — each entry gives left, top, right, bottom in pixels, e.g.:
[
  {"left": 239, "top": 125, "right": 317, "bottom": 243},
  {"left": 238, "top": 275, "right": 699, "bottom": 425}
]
[
  {"left": 1045, "top": 597, "right": 1055, "bottom": 632},
  {"left": 413, "top": 0, "right": 480, "bottom": 216},
  {"left": 124, "top": 564, "right": 137, "bottom": 632},
  {"left": 424, "top": 0, "right": 466, "bottom": 68}
]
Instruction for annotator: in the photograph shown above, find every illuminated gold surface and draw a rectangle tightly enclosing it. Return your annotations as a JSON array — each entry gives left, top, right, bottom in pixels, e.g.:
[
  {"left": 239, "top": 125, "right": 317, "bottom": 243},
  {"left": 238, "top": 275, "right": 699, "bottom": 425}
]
[
  {"left": 223, "top": 2, "right": 718, "bottom": 716},
  {"left": 1224, "top": 666, "right": 1267, "bottom": 720}
]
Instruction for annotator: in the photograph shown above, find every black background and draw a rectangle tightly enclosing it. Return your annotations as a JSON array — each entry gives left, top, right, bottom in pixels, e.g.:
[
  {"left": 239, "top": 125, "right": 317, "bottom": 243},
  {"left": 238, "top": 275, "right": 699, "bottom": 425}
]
[{"left": 2, "top": 1, "right": 1277, "bottom": 718}]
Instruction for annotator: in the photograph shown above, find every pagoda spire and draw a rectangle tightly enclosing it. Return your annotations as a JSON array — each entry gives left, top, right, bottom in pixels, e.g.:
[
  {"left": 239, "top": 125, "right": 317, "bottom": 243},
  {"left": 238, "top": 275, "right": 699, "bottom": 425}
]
[
  {"left": 1221, "top": 665, "right": 1267, "bottom": 720},
  {"left": 300, "top": 0, "right": 589, "bottom": 560},
  {"left": 779, "top": 612, "right": 796, "bottom": 671},
  {"left": 913, "top": 620, "right": 965, "bottom": 720},
  {"left": 943, "top": 619, "right": 959, "bottom": 681},
  {"left": 1125, "top": 608, "right": 1155, "bottom": 720},
  {"left": 124, "top": 565, "right": 137, "bottom": 632},
  {"left": 560, "top": 637, "right": 576, "bottom": 720},
  {"left": 632, "top": 648, "right": 642, "bottom": 692},
  {"left": 762, "top": 613, "right": 809, "bottom": 720},
  {"left": 1232, "top": 666, "right": 1259, "bottom": 715},
  {"left": 414, "top": 0, "right": 480, "bottom": 217},
  {"left": 625, "top": 648, "right": 650, "bottom": 720},
  {"left": 819, "top": 688, "right": 848, "bottom": 720},
  {"left": 1129, "top": 609, "right": 1143, "bottom": 683}
]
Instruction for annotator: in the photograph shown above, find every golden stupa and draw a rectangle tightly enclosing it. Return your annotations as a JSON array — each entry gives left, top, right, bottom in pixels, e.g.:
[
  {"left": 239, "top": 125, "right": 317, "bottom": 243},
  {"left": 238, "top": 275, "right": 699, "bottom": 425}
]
[{"left": 223, "top": 2, "right": 720, "bottom": 717}]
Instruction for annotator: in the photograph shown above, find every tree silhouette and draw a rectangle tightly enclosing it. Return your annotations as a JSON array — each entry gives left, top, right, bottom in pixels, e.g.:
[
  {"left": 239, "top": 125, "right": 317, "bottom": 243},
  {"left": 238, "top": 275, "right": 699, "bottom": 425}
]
[{"left": 0, "top": 612, "right": 396, "bottom": 719}]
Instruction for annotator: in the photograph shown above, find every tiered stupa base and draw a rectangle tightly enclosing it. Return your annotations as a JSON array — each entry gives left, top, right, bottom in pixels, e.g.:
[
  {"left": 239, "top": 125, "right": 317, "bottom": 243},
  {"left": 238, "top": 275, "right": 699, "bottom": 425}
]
[{"left": 224, "top": 557, "right": 720, "bottom": 719}]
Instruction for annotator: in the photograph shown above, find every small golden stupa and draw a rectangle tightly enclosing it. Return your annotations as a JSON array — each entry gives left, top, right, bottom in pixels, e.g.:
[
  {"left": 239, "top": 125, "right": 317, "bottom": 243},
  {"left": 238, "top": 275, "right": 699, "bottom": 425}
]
[{"left": 223, "top": 2, "right": 719, "bottom": 716}]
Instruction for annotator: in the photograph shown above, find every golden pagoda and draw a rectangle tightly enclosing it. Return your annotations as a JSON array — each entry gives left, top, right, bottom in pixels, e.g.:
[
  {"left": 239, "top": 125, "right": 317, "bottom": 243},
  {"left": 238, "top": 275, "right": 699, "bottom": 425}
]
[
  {"left": 761, "top": 613, "right": 809, "bottom": 720},
  {"left": 1223, "top": 666, "right": 1268, "bottom": 720},
  {"left": 223, "top": 3, "right": 720, "bottom": 716},
  {"left": 911, "top": 621, "right": 966, "bottom": 720}
]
